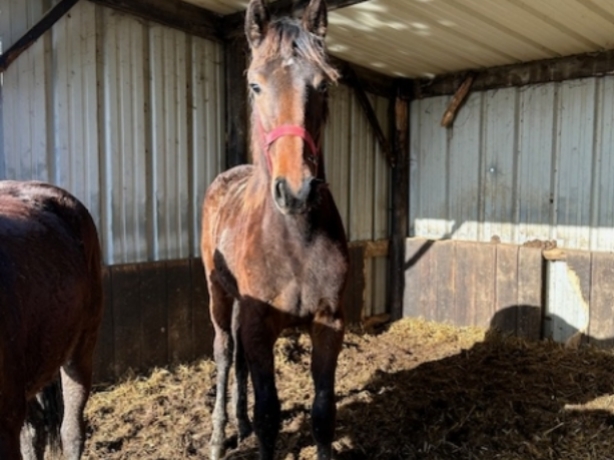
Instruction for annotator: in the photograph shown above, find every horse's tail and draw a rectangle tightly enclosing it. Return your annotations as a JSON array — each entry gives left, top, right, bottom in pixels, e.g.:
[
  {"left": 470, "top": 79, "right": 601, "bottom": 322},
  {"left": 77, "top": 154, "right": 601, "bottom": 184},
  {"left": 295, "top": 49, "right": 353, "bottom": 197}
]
[{"left": 24, "top": 377, "right": 63, "bottom": 457}]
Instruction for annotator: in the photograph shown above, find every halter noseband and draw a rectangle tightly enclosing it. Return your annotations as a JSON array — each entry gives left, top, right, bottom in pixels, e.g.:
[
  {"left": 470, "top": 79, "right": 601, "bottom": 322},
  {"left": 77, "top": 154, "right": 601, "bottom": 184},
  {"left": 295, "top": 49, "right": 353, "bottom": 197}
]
[{"left": 257, "top": 116, "right": 320, "bottom": 175}]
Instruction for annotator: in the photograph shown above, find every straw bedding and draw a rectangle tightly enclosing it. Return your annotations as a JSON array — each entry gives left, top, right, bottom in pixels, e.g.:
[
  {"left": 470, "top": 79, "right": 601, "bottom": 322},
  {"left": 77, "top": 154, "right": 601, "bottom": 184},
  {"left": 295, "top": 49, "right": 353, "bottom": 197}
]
[{"left": 77, "top": 318, "right": 614, "bottom": 459}]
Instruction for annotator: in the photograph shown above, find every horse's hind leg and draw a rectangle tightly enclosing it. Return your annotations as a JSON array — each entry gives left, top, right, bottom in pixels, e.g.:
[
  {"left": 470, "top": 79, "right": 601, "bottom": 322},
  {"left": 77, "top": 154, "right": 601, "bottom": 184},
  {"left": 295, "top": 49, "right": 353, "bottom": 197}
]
[
  {"left": 60, "top": 334, "right": 96, "bottom": 460},
  {"left": 209, "top": 282, "right": 235, "bottom": 460},
  {"left": 309, "top": 308, "right": 344, "bottom": 460},
  {"left": 231, "top": 300, "right": 252, "bottom": 442}
]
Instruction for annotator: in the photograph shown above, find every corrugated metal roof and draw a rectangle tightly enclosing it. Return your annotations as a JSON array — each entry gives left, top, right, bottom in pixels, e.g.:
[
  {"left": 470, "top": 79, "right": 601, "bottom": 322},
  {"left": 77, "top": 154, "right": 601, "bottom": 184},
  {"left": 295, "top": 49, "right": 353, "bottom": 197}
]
[{"left": 184, "top": 0, "right": 614, "bottom": 78}]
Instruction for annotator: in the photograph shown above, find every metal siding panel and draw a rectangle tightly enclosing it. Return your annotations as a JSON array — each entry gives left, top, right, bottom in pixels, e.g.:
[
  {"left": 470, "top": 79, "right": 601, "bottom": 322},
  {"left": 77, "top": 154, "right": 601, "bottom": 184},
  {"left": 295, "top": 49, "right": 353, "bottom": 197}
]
[
  {"left": 448, "top": 91, "right": 481, "bottom": 241},
  {"left": 412, "top": 77, "right": 614, "bottom": 252},
  {"left": 0, "top": 3, "right": 226, "bottom": 264},
  {"left": 348, "top": 89, "right": 375, "bottom": 241},
  {"left": 517, "top": 84, "right": 556, "bottom": 243},
  {"left": 324, "top": 85, "right": 350, "bottom": 233},
  {"left": 0, "top": 31, "right": 49, "bottom": 182},
  {"left": 414, "top": 96, "right": 450, "bottom": 238},
  {"left": 101, "top": 8, "right": 148, "bottom": 264},
  {"left": 150, "top": 25, "right": 190, "bottom": 261},
  {"left": 53, "top": 1, "right": 99, "bottom": 222},
  {"left": 372, "top": 94, "right": 388, "bottom": 240},
  {"left": 480, "top": 88, "right": 518, "bottom": 243},
  {"left": 593, "top": 77, "right": 614, "bottom": 250},
  {"left": 191, "top": 37, "right": 224, "bottom": 257},
  {"left": 409, "top": 98, "right": 420, "bottom": 236},
  {"left": 555, "top": 79, "right": 596, "bottom": 249},
  {"left": 370, "top": 96, "right": 389, "bottom": 316}
]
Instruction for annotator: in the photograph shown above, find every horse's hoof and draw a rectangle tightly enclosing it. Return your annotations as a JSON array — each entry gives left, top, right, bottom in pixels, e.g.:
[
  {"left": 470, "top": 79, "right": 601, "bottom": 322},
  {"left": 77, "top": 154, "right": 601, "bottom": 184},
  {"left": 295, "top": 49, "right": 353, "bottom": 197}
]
[
  {"left": 316, "top": 445, "right": 333, "bottom": 460},
  {"left": 210, "top": 444, "right": 225, "bottom": 460}
]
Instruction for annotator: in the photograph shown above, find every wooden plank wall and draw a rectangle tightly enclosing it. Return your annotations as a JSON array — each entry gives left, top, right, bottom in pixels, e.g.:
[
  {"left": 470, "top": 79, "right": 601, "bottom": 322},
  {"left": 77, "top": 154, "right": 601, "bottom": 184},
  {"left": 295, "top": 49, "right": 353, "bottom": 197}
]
[
  {"left": 405, "top": 238, "right": 544, "bottom": 340},
  {"left": 93, "top": 258, "right": 213, "bottom": 384},
  {"left": 404, "top": 238, "right": 614, "bottom": 346},
  {"left": 93, "top": 247, "right": 375, "bottom": 384}
]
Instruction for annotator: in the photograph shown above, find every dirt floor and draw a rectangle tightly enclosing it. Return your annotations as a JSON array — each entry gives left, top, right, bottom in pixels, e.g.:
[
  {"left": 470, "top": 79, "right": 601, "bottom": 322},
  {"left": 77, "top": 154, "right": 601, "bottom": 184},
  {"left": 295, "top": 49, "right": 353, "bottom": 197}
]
[{"left": 80, "top": 318, "right": 614, "bottom": 459}]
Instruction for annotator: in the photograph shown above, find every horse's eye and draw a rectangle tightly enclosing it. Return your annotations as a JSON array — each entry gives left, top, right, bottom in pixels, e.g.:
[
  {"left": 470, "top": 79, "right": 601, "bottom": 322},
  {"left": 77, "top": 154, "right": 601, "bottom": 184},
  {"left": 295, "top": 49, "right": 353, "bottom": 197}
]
[
  {"left": 249, "top": 83, "right": 261, "bottom": 94},
  {"left": 316, "top": 81, "right": 329, "bottom": 93}
]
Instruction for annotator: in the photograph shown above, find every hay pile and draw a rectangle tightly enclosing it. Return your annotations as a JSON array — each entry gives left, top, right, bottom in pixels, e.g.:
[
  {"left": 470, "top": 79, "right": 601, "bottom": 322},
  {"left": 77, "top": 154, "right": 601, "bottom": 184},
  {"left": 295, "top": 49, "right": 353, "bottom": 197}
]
[{"left": 81, "top": 318, "right": 614, "bottom": 459}]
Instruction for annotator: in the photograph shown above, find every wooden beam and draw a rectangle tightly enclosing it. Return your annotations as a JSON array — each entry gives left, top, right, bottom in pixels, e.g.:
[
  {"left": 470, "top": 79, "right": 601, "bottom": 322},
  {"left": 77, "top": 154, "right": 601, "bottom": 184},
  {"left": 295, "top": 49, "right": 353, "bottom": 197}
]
[
  {"left": 222, "top": 0, "right": 368, "bottom": 39},
  {"left": 225, "top": 36, "right": 250, "bottom": 169},
  {"left": 440, "top": 73, "right": 474, "bottom": 128},
  {"left": 344, "top": 66, "right": 394, "bottom": 167},
  {"left": 415, "top": 49, "right": 614, "bottom": 98},
  {"left": 89, "top": 0, "right": 223, "bottom": 42},
  {"left": 0, "top": 0, "right": 80, "bottom": 73},
  {"left": 388, "top": 80, "right": 411, "bottom": 321}
]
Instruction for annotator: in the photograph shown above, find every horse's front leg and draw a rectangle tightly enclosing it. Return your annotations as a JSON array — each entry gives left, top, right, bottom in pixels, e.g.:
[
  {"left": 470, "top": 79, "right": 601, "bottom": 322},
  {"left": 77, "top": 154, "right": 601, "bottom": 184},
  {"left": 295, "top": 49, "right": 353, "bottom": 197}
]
[
  {"left": 239, "top": 299, "right": 282, "bottom": 460},
  {"left": 310, "top": 307, "right": 344, "bottom": 460},
  {"left": 208, "top": 283, "right": 235, "bottom": 460}
]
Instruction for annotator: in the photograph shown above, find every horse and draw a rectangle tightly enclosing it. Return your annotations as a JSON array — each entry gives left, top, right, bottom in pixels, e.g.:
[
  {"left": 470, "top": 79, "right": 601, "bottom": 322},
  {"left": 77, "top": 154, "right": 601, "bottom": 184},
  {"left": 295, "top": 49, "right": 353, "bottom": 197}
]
[
  {"left": 0, "top": 180, "right": 103, "bottom": 459},
  {"left": 200, "top": 0, "right": 349, "bottom": 458}
]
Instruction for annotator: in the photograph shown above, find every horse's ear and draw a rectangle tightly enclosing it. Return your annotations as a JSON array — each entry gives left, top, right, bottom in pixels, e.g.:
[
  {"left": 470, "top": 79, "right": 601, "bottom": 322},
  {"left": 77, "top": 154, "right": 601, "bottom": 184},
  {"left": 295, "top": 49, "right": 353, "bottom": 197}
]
[
  {"left": 302, "top": 0, "right": 328, "bottom": 38},
  {"left": 245, "top": 0, "right": 270, "bottom": 47}
]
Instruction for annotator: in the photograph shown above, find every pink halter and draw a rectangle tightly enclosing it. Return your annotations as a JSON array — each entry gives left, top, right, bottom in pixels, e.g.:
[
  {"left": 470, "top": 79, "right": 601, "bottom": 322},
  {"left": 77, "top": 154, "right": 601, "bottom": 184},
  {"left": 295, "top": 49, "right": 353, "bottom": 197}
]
[{"left": 256, "top": 116, "right": 320, "bottom": 174}]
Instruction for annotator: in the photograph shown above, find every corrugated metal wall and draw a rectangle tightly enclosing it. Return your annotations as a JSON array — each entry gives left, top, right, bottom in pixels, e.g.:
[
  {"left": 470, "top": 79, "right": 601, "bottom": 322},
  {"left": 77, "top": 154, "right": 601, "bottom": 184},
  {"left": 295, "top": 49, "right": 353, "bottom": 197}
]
[
  {"left": 410, "top": 76, "right": 614, "bottom": 252},
  {"left": 325, "top": 84, "right": 390, "bottom": 316},
  {"left": 0, "top": 0, "right": 225, "bottom": 264},
  {"left": 0, "top": 2, "right": 390, "bottom": 317}
]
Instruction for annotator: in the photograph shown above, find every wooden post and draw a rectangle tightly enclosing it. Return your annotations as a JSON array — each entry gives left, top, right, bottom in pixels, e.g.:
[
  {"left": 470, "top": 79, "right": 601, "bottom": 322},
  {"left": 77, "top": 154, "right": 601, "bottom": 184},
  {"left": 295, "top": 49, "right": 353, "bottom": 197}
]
[
  {"left": 224, "top": 36, "right": 249, "bottom": 169},
  {"left": 388, "top": 80, "right": 411, "bottom": 320}
]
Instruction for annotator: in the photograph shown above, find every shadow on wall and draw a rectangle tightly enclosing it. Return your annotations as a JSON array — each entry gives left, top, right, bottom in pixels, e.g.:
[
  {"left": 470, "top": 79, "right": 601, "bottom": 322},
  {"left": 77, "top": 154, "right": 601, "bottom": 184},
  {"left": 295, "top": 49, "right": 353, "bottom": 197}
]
[{"left": 491, "top": 305, "right": 614, "bottom": 349}]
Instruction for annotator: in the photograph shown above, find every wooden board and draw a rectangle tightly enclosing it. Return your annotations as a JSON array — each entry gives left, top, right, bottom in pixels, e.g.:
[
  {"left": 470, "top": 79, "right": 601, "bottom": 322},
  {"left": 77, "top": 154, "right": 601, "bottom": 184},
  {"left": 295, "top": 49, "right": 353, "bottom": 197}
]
[
  {"left": 343, "top": 245, "right": 366, "bottom": 325},
  {"left": 516, "top": 246, "right": 543, "bottom": 340},
  {"left": 166, "top": 259, "right": 193, "bottom": 364},
  {"left": 139, "top": 261, "right": 168, "bottom": 370},
  {"left": 404, "top": 238, "right": 435, "bottom": 320},
  {"left": 473, "top": 243, "right": 496, "bottom": 329},
  {"left": 111, "top": 264, "right": 142, "bottom": 376},
  {"left": 492, "top": 244, "right": 519, "bottom": 335},
  {"left": 432, "top": 240, "right": 455, "bottom": 325},
  {"left": 93, "top": 266, "right": 116, "bottom": 383},
  {"left": 454, "top": 241, "right": 476, "bottom": 327},
  {"left": 191, "top": 258, "right": 213, "bottom": 359},
  {"left": 589, "top": 252, "right": 614, "bottom": 347}
]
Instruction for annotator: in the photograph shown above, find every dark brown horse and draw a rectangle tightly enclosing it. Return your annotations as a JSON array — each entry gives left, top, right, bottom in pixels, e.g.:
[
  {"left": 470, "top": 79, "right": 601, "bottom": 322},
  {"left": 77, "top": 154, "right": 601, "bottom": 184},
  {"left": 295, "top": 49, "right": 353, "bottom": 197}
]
[
  {"left": 200, "top": 0, "right": 348, "bottom": 459},
  {"left": 0, "top": 180, "right": 103, "bottom": 459}
]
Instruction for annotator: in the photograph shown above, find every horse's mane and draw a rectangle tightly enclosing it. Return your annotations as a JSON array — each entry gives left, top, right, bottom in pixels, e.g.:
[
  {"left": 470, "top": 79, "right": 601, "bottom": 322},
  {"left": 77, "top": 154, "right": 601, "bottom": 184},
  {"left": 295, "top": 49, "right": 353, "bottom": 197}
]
[{"left": 258, "top": 17, "right": 339, "bottom": 82}]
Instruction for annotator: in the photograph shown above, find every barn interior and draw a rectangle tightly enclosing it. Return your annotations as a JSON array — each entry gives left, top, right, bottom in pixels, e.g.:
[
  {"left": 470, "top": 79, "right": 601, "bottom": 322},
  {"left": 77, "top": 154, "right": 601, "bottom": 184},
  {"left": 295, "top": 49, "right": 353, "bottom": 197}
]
[{"left": 2, "top": 0, "right": 614, "bottom": 458}]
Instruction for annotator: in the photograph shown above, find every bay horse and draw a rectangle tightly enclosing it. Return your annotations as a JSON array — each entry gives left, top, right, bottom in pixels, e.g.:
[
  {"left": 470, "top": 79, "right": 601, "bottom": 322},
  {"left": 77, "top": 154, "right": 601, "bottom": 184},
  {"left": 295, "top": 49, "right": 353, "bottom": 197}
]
[
  {"left": 200, "top": 0, "right": 348, "bottom": 458},
  {"left": 0, "top": 180, "right": 103, "bottom": 459}
]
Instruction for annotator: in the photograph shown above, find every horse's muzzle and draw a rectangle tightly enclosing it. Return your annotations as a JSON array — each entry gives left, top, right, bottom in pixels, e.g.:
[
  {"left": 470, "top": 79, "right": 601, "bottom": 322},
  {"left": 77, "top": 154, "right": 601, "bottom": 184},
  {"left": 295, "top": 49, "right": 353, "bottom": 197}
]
[{"left": 273, "top": 177, "right": 316, "bottom": 214}]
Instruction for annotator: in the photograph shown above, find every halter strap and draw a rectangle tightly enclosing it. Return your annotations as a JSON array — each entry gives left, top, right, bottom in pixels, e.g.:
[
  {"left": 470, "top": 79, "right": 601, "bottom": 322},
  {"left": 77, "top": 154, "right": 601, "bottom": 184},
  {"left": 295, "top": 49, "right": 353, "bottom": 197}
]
[{"left": 256, "top": 116, "right": 320, "bottom": 174}]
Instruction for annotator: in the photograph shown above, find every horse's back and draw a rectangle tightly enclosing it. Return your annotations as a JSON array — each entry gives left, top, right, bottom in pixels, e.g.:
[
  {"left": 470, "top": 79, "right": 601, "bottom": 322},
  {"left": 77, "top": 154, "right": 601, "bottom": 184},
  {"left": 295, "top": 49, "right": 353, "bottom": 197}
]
[
  {"left": 201, "top": 165, "right": 255, "bottom": 251},
  {"left": 0, "top": 180, "right": 103, "bottom": 396}
]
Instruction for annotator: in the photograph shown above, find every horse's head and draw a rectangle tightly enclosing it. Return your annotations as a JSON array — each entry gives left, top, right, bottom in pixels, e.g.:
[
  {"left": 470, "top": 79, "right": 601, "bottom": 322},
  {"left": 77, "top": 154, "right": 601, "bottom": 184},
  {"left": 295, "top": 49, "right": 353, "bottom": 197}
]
[{"left": 245, "top": 0, "right": 339, "bottom": 215}]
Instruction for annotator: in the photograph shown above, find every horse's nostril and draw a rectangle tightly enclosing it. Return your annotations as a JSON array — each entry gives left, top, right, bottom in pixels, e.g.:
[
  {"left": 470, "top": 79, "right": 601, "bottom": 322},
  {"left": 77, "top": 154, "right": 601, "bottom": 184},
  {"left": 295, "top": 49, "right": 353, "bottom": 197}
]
[{"left": 275, "top": 179, "right": 285, "bottom": 200}]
